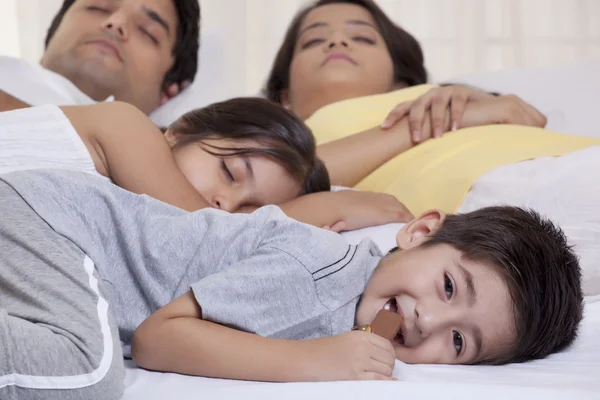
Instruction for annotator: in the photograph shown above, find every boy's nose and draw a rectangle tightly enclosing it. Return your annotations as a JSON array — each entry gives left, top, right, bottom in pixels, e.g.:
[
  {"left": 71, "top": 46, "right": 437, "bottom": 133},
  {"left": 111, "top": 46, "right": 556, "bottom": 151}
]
[{"left": 414, "top": 303, "right": 460, "bottom": 340}]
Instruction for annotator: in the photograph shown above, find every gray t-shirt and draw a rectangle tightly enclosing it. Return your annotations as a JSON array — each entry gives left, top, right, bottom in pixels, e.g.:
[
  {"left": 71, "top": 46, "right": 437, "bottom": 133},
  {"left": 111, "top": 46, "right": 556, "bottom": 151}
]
[{"left": 0, "top": 170, "right": 383, "bottom": 356}]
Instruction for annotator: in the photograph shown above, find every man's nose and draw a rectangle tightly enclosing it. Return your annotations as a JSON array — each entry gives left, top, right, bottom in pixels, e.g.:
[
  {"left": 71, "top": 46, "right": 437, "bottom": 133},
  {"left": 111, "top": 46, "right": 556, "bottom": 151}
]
[{"left": 102, "top": 12, "right": 129, "bottom": 41}]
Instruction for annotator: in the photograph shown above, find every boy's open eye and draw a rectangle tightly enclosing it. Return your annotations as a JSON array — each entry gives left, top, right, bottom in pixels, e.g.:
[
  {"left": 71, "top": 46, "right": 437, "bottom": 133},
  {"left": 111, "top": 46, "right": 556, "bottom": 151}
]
[
  {"left": 453, "top": 331, "right": 463, "bottom": 355},
  {"left": 444, "top": 273, "right": 454, "bottom": 299}
]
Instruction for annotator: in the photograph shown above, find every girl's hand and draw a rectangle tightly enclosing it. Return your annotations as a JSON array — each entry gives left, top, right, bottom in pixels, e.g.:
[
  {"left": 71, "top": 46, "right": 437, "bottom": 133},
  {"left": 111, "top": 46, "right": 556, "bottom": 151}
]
[{"left": 324, "top": 191, "right": 413, "bottom": 233}]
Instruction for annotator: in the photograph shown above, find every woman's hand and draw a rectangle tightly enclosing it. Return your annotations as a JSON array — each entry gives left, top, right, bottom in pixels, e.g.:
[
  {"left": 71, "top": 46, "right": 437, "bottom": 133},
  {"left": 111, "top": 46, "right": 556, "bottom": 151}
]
[
  {"left": 381, "top": 85, "right": 494, "bottom": 142},
  {"left": 460, "top": 94, "right": 547, "bottom": 129}
]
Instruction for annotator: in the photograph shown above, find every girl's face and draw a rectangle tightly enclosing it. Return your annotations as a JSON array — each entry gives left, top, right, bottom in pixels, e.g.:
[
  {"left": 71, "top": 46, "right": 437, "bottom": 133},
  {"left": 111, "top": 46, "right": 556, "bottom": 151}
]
[
  {"left": 284, "top": 3, "right": 397, "bottom": 120},
  {"left": 169, "top": 137, "right": 302, "bottom": 212}
]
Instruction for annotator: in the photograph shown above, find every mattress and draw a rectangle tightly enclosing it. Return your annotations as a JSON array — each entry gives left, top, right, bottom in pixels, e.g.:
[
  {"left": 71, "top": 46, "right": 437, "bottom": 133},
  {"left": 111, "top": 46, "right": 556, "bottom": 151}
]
[{"left": 123, "top": 296, "right": 600, "bottom": 399}]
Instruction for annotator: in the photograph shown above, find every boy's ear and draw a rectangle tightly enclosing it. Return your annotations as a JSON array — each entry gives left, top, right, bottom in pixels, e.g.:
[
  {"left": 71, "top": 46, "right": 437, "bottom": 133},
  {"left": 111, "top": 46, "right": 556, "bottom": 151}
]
[
  {"left": 396, "top": 209, "right": 446, "bottom": 250},
  {"left": 164, "top": 129, "right": 183, "bottom": 147}
]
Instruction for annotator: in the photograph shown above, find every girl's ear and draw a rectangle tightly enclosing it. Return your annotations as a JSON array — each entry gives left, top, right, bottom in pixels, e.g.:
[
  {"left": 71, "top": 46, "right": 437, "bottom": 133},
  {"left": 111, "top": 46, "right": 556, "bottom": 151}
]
[{"left": 164, "top": 129, "right": 184, "bottom": 147}]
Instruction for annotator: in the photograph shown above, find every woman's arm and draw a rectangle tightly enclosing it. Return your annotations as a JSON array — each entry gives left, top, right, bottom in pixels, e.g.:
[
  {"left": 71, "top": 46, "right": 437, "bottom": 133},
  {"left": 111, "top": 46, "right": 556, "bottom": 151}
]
[
  {"left": 132, "top": 291, "right": 396, "bottom": 382},
  {"left": 317, "top": 89, "right": 546, "bottom": 188},
  {"left": 62, "top": 102, "right": 210, "bottom": 211},
  {"left": 317, "top": 110, "right": 443, "bottom": 188}
]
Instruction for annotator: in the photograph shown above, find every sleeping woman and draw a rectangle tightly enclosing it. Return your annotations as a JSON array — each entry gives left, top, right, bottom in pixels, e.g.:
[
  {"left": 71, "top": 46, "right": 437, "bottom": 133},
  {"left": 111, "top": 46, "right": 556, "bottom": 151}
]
[{"left": 264, "top": 0, "right": 600, "bottom": 294}]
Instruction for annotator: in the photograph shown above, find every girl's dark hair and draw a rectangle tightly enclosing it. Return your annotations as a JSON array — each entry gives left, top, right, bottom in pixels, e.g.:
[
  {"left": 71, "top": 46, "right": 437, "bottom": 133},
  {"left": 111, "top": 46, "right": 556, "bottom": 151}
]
[
  {"left": 168, "top": 98, "right": 331, "bottom": 196},
  {"left": 263, "top": 0, "right": 428, "bottom": 103},
  {"left": 45, "top": 0, "right": 200, "bottom": 89}
]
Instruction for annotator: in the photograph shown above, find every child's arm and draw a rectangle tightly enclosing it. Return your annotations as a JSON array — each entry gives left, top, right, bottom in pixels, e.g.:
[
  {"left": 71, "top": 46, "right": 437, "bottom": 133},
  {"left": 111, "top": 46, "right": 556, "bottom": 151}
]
[
  {"left": 132, "top": 291, "right": 396, "bottom": 382},
  {"left": 279, "top": 190, "right": 414, "bottom": 231},
  {"left": 61, "top": 102, "right": 210, "bottom": 212}
]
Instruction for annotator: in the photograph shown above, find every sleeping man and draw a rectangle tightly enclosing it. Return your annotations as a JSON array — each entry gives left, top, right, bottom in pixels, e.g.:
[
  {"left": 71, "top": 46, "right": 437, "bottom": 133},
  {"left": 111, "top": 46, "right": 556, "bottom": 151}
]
[
  {"left": 0, "top": 168, "right": 582, "bottom": 399},
  {"left": 0, "top": 0, "right": 200, "bottom": 115}
]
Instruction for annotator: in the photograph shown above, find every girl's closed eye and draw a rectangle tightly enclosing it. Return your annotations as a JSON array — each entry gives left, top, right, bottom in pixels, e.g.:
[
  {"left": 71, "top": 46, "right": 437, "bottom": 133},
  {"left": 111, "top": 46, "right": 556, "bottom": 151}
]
[{"left": 220, "top": 160, "right": 235, "bottom": 182}]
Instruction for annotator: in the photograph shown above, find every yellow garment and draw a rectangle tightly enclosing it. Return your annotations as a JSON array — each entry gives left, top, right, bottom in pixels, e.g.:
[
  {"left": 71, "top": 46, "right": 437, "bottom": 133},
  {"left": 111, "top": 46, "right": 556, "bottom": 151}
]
[
  {"left": 306, "top": 88, "right": 600, "bottom": 215},
  {"left": 306, "top": 84, "right": 436, "bottom": 144}
]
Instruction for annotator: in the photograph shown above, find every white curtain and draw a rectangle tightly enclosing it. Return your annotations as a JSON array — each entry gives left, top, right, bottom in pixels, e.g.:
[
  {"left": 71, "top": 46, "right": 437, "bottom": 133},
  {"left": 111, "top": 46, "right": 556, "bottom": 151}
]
[{"left": 2, "top": 0, "right": 599, "bottom": 98}]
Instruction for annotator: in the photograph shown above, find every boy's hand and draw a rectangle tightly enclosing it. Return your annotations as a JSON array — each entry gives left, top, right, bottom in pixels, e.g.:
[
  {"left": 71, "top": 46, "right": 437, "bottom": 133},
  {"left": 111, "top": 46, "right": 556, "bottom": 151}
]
[
  {"left": 300, "top": 331, "right": 397, "bottom": 381},
  {"left": 324, "top": 191, "right": 413, "bottom": 232}
]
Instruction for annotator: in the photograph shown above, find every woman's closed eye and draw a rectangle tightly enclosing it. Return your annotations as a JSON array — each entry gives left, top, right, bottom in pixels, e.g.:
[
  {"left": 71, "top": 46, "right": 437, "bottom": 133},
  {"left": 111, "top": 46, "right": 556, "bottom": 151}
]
[
  {"left": 221, "top": 160, "right": 235, "bottom": 182},
  {"left": 300, "top": 38, "right": 325, "bottom": 49},
  {"left": 86, "top": 6, "right": 110, "bottom": 14}
]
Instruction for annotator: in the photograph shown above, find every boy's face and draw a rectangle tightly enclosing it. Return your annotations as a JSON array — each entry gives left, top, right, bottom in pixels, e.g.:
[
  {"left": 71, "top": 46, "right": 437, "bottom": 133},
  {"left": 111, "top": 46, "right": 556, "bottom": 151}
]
[{"left": 355, "top": 210, "right": 516, "bottom": 365}]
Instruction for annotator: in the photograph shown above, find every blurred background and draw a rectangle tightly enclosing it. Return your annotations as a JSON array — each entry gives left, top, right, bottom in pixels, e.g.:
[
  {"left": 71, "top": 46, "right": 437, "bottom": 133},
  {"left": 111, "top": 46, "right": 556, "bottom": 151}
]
[{"left": 1, "top": 0, "right": 599, "bottom": 101}]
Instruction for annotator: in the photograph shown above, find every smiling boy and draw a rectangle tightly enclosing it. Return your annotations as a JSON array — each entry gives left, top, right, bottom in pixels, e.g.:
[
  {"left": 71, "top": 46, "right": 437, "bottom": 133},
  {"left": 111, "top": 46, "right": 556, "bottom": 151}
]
[{"left": 0, "top": 168, "right": 582, "bottom": 398}]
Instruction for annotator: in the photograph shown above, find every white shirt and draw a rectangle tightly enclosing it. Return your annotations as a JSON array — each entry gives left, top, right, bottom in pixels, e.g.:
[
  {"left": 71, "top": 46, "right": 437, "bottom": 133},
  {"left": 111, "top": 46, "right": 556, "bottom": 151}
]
[{"left": 0, "top": 55, "right": 105, "bottom": 106}]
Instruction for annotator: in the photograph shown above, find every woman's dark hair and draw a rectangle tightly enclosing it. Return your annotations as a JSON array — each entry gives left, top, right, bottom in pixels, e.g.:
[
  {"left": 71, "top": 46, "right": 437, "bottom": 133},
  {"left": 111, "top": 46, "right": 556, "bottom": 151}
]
[
  {"left": 168, "top": 98, "right": 331, "bottom": 196},
  {"left": 263, "top": 0, "right": 428, "bottom": 103},
  {"left": 44, "top": 0, "right": 200, "bottom": 89}
]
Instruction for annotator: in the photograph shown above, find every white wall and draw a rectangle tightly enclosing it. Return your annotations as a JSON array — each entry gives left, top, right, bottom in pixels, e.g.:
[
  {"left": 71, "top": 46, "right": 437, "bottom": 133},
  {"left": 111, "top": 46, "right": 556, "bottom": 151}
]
[
  {"left": 2, "top": 0, "right": 599, "bottom": 101},
  {"left": 0, "top": 0, "right": 22, "bottom": 58}
]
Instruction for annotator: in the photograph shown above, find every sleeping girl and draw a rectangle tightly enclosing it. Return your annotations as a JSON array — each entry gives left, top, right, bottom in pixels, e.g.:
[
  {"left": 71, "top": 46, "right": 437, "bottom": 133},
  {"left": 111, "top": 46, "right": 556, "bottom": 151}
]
[{"left": 0, "top": 97, "right": 411, "bottom": 231}]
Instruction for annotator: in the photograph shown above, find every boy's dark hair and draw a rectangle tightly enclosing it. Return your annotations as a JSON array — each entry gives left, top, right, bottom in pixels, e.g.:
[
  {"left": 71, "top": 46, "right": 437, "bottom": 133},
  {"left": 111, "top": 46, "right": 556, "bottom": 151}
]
[
  {"left": 44, "top": 0, "right": 200, "bottom": 89},
  {"left": 263, "top": 0, "right": 428, "bottom": 103},
  {"left": 424, "top": 206, "right": 583, "bottom": 364},
  {"left": 168, "top": 97, "right": 331, "bottom": 196}
]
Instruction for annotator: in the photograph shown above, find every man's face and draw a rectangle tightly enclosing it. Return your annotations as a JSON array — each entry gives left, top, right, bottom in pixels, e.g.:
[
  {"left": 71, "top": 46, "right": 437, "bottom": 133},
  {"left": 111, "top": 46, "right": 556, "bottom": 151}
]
[
  {"left": 356, "top": 211, "right": 516, "bottom": 365},
  {"left": 41, "top": 0, "right": 178, "bottom": 114}
]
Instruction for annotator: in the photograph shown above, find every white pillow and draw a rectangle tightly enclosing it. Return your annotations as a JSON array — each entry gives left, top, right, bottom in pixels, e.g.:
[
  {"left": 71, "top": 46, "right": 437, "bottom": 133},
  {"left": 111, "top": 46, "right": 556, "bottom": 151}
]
[{"left": 447, "top": 62, "right": 600, "bottom": 139}]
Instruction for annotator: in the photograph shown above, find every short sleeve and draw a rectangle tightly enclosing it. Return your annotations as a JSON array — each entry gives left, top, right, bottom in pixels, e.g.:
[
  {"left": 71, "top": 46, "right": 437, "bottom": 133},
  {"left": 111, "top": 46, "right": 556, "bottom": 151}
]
[{"left": 190, "top": 246, "right": 331, "bottom": 340}]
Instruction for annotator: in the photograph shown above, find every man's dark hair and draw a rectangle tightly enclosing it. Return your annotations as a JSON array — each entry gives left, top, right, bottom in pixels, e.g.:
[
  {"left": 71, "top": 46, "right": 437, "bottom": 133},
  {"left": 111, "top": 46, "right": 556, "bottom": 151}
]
[
  {"left": 423, "top": 206, "right": 583, "bottom": 364},
  {"left": 263, "top": 0, "right": 428, "bottom": 103},
  {"left": 44, "top": 0, "right": 200, "bottom": 89},
  {"left": 168, "top": 97, "right": 331, "bottom": 196}
]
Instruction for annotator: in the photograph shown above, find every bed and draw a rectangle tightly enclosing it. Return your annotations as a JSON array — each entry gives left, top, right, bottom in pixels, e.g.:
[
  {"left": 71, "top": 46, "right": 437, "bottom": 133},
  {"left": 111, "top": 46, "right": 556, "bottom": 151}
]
[{"left": 123, "top": 65, "right": 600, "bottom": 399}]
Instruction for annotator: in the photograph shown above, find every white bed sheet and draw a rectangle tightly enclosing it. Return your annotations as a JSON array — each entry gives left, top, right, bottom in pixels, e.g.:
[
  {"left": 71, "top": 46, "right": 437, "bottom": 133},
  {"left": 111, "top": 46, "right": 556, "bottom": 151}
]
[{"left": 123, "top": 296, "right": 600, "bottom": 399}]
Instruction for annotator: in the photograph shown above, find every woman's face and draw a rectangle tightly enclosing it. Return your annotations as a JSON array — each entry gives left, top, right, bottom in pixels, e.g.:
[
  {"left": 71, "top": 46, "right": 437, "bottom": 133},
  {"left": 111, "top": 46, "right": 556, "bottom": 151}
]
[
  {"left": 170, "top": 138, "right": 303, "bottom": 212},
  {"left": 285, "top": 3, "right": 397, "bottom": 120}
]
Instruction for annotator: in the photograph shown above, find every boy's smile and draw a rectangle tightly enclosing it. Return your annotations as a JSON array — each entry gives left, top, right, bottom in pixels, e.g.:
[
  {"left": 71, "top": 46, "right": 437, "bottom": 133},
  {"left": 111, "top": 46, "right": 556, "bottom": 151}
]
[{"left": 355, "top": 210, "right": 516, "bottom": 365}]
